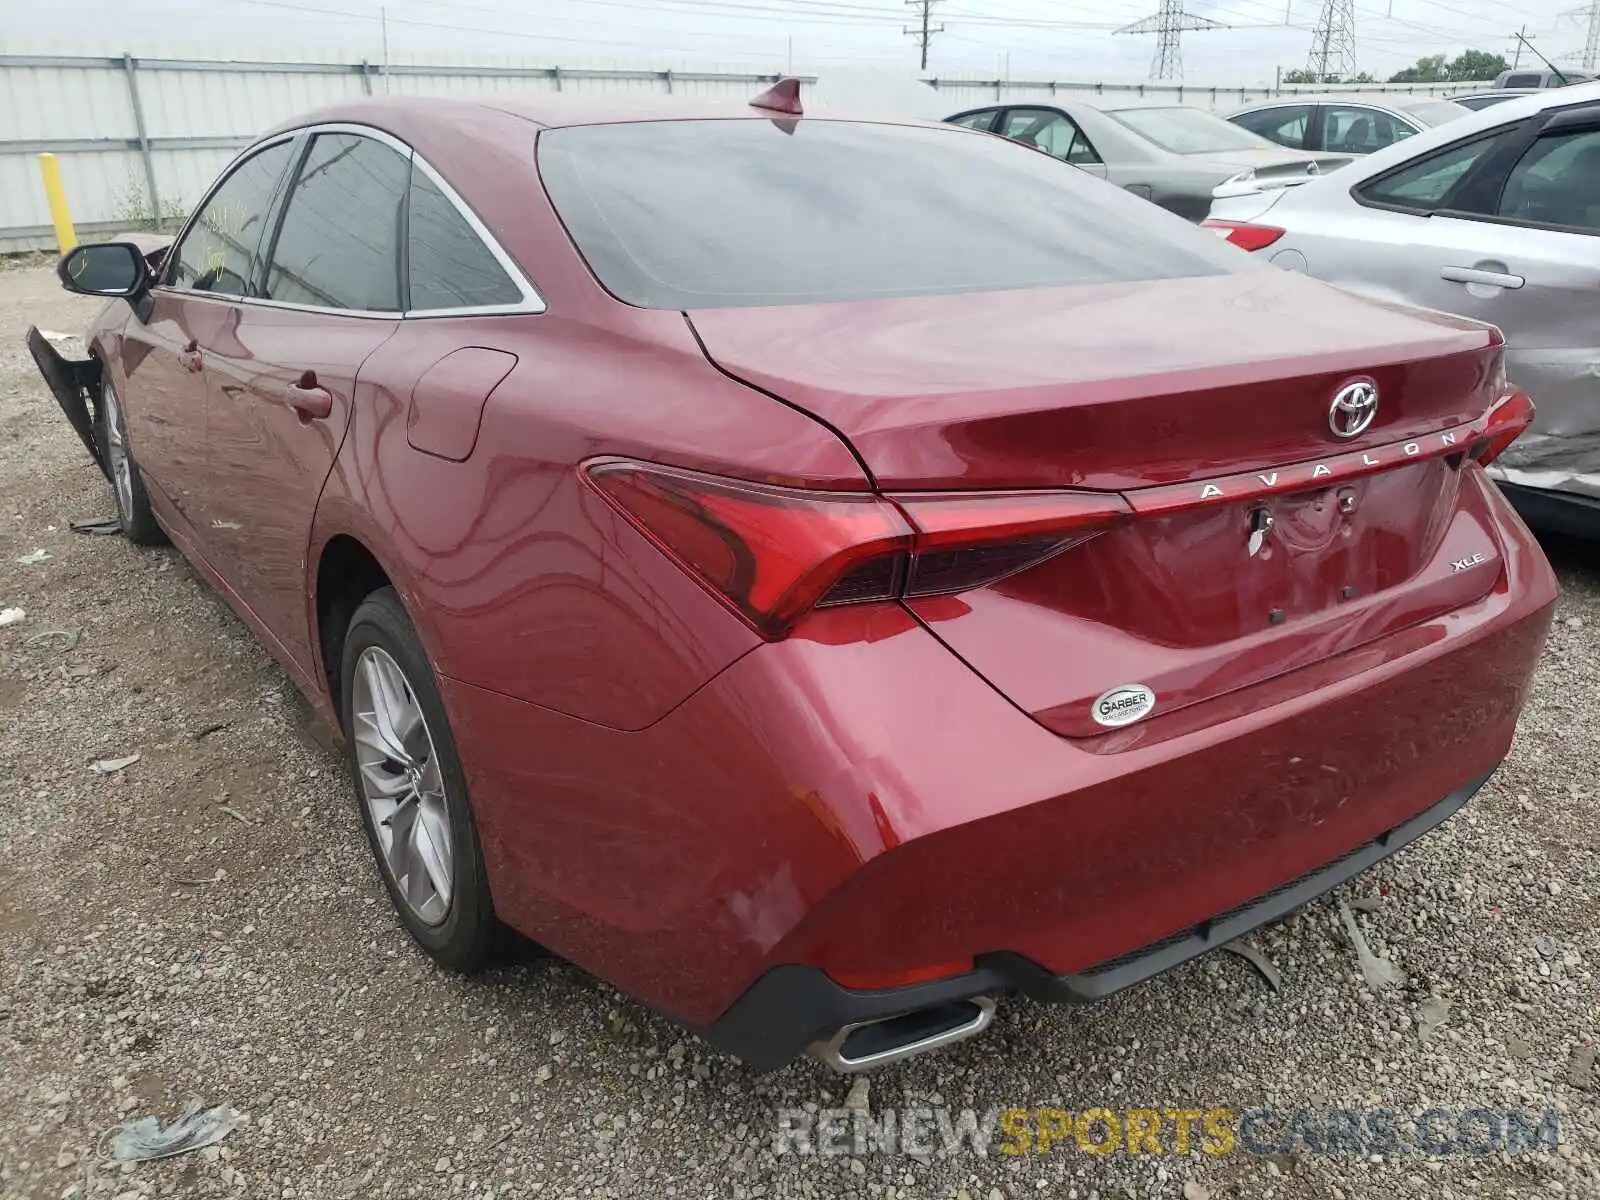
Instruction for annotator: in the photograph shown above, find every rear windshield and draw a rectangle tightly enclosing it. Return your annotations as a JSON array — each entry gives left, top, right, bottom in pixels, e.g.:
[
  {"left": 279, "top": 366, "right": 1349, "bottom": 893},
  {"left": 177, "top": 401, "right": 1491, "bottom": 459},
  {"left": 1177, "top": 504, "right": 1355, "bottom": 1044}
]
[
  {"left": 536, "top": 119, "right": 1242, "bottom": 309},
  {"left": 1105, "top": 107, "right": 1269, "bottom": 155},
  {"left": 1407, "top": 100, "right": 1472, "bottom": 127}
]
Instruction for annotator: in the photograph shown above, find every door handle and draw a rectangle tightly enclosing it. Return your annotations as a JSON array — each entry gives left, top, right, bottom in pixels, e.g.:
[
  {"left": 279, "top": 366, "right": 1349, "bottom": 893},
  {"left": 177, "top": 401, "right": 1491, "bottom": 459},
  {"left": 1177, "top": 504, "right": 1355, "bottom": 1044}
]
[
  {"left": 1441, "top": 265, "right": 1524, "bottom": 289},
  {"left": 179, "top": 339, "right": 203, "bottom": 373},
  {"left": 286, "top": 371, "right": 333, "bottom": 421}
]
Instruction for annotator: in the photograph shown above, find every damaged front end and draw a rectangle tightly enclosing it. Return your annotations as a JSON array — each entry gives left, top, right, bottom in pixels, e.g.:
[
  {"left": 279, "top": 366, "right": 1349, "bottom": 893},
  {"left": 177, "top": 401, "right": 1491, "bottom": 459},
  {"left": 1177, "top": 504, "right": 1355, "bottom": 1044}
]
[{"left": 27, "top": 326, "right": 106, "bottom": 480}]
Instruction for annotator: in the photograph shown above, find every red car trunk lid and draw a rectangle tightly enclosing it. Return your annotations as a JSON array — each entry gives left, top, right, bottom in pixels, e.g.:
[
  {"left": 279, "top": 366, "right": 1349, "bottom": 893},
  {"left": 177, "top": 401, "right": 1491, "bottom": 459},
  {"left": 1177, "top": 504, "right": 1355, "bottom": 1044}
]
[
  {"left": 688, "top": 270, "right": 1513, "bottom": 735},
  {"left": 687, "top": 271, "right": 1498, "bottom": 492}
]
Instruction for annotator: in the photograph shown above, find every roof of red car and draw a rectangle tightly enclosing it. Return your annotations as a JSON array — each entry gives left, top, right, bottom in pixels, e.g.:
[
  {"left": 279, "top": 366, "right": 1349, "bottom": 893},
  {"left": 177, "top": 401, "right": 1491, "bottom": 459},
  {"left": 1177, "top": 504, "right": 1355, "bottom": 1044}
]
[{"left": 269, "top": 88, "right": 940, "bottom": 140}]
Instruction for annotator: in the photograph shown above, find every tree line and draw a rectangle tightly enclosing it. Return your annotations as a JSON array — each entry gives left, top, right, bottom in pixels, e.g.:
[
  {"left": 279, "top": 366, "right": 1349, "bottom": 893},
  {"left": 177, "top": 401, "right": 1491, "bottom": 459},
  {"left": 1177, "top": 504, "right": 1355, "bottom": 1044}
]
[{"left": 1282, "top": 49, "right": 1510, "bottom": 85}]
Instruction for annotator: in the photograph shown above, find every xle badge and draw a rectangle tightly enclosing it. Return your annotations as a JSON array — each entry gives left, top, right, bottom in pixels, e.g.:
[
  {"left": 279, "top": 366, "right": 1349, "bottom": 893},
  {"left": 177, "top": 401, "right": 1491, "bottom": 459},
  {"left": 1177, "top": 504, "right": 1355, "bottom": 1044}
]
[
  {"left": 1451, "top": 552, "right": 1490, "bottom": 573},
  {"left": 1092, "top": 684, "right": 1156, "bottom": 728}
]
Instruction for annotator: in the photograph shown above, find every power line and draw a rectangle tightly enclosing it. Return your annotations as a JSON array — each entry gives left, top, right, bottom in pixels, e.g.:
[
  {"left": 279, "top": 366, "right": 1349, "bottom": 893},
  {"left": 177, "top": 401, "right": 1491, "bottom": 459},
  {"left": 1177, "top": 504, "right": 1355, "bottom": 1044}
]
[
  {"left": 1115, "top": 0, "right": 1224, "bottom": 80},
  {"left": 904, "top": 0, "right": 943, "bottom": 69},
  {"left": 1409, "top": 0, "right": 1555, "bottom": 31},
  {"left": 1305, "top": 0, "right": 1358, "bottom": 80},
  {"left": 230, "top": 0, "right": 818, "bottom": 52}
]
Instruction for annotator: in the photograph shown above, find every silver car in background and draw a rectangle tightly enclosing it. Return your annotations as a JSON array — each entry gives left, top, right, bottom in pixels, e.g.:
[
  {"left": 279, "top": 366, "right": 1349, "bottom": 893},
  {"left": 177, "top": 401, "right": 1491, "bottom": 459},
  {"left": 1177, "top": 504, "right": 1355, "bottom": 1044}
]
[
  {"left": 1207, "top": 84, "right": 1600, "bottom": 535},
  {"left": 1227, "top": 93, "right": 1470, "bottom": 155},
  {"left": 947, "top": 98, "right": 1350, "bottom": 221}
]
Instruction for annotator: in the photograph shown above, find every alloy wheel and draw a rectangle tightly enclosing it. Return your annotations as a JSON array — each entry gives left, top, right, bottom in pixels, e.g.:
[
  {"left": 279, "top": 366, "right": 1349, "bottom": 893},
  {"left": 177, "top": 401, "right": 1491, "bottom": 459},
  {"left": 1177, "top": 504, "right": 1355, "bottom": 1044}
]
[
  {"left": 351, "top": 645, "right": 455, "bottom": 926},
  {"left": 102, "top": 381, "right": 134, "bottom": 522}
]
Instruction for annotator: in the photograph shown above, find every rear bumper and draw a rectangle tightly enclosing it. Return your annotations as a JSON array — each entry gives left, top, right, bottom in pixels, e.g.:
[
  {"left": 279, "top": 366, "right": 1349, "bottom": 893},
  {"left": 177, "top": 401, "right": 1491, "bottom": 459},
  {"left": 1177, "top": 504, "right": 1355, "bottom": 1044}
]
[
  {"left": 700, "top": 767, "right": 1492, "bottom": 1071},
  {"left": 25, "top": 325, "right": 106, "bottom": 478},
  {"left": 447, "top": 476, "right": 1557, "bottom": 1069}
]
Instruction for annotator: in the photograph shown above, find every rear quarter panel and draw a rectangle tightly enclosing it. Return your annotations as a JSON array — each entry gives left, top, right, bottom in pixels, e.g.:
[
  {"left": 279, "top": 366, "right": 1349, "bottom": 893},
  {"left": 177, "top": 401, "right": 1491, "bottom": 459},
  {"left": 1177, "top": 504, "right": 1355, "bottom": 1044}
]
[{"left": 314, "top": 305, "right": 867, "bottom": 732}]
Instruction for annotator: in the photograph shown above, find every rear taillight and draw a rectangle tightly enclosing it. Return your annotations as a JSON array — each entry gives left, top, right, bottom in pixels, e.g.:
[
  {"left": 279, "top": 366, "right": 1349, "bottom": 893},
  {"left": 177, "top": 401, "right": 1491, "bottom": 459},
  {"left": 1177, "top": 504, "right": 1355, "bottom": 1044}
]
[
  {"left": 584, "top": 460, "right": 910, "bottom": 638},
  {"left": 1200, "top": 219, "right": 1286, "bottom": 251},
  {"left": 894, "top": 491, "right": 1125, "bottom": 598},
  {"left": 1471, "top": 388, "right": 1536, "bottom": 468},
  {"left": 585, "top": 459, "right": 1128, "bottom": 639}
]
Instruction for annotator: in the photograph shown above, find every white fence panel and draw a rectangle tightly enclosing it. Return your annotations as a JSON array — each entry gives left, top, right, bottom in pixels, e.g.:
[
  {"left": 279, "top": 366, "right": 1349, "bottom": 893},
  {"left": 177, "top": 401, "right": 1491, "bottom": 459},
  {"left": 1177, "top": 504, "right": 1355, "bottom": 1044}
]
[{"left": 0, "top": 50, "right": 1492, "bottom": 253}]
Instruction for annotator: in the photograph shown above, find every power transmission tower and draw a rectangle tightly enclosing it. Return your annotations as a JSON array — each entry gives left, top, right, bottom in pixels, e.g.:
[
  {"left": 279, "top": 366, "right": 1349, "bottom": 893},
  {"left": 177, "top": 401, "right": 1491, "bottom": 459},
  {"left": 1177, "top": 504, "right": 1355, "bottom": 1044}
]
[
  {"left": 904, "top": 0, "right": 944, "bottom": 71},
  {"left": 1305, "top": 0, "right": 1358, "bottom": 82},
  {"left": 1115, "top": 0, "right": 1223, "bottom": 81},
  {"left": 1584, "top": 1, "right": 1600, "bottom": 70}
]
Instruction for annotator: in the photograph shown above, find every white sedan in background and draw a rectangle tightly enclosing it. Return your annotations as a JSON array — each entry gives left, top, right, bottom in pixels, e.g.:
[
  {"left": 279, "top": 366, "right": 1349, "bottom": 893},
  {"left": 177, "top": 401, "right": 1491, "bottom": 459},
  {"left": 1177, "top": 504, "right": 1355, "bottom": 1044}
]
[{"left": 1206, "top": 83, "right": 1600, "bottom": 536}]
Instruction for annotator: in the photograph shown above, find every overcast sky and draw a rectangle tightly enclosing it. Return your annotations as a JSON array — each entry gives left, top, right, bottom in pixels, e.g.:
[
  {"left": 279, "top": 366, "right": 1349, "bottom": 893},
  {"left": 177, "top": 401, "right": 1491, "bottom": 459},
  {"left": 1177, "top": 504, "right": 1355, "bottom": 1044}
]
[{"left": 11, "top": 0, "right": 1595, "bottom": 85}]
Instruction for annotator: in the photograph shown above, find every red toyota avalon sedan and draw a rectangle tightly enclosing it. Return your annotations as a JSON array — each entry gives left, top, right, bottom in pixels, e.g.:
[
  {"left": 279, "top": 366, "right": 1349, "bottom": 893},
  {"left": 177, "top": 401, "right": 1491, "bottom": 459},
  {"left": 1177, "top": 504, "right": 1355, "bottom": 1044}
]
[{"left": 30, "top": 82, "right": 1557, "bottom": 1073}]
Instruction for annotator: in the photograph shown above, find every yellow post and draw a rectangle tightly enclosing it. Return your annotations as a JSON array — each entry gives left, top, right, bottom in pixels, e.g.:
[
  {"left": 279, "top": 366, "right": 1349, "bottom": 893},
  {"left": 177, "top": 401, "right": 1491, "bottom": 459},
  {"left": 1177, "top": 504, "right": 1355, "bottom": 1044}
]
[{"left": 37, "top": 153, "right": 77, "bottom": 253}]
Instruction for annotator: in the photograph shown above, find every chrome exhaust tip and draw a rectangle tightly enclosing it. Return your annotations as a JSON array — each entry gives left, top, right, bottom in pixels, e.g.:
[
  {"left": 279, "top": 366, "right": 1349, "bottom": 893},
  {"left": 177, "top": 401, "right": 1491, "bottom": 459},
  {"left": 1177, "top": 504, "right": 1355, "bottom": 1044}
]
[{"left": 809, "top": 995, "right": 996, "bottom": 1073}]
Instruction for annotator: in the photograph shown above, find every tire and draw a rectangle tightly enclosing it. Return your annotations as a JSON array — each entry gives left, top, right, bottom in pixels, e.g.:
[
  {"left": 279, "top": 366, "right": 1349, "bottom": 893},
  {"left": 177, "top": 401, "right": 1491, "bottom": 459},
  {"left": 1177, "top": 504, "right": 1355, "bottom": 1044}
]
[
  {"left": 340, "top": 587, "right": 495, "bottom": 971},
  {"left": 96, "top": 375, "right": 166, "bottom": 546}
]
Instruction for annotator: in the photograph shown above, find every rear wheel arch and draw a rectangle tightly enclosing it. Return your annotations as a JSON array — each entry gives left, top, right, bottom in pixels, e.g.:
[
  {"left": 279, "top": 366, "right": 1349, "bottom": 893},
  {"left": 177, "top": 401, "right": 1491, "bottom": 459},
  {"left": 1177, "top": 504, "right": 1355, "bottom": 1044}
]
[{"left": 314, "top": 533, "right": 396, "bottom": 716}]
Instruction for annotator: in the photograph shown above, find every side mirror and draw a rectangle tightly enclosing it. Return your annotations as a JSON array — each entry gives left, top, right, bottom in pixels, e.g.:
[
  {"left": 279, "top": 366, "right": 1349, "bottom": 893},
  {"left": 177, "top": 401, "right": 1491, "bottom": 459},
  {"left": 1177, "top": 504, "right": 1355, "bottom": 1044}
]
[{"left": 57, "top": 242, "right": 152, "bottom": 298}]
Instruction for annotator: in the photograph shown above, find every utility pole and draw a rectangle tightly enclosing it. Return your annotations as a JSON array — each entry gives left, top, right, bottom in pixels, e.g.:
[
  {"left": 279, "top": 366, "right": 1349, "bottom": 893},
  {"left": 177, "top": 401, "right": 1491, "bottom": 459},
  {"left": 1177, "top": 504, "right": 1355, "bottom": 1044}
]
[
  {"left": 1510, "top": 23, "right": 1527, "bottom": 68},
  {"left": 1304, "top": 0, "right": 1357, "bottom": 83},
  {"left": 1115, "top": 0, "right": 1224, "bottom": 81},
  {"left": 904, "top": 0, "right": 944, "bottom": 72}
]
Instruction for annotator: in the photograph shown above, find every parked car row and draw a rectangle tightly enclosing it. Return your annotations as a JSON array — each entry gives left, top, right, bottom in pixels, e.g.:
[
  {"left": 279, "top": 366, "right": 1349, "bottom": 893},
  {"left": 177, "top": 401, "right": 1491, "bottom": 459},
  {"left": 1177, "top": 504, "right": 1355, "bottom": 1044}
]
[
  {"left": 944, "top": 82, "right": 1599, "bottom": 537},
  {"left": 947, "top": 98, "right": 1348, "bottom": 221}
]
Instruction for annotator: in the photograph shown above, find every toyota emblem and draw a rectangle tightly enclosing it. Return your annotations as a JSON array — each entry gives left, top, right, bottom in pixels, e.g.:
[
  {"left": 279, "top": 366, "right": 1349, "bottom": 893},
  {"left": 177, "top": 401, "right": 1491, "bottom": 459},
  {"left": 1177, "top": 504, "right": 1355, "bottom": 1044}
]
[{"left": 1328, "top": 379, "right": 1379, "bottom": 439}]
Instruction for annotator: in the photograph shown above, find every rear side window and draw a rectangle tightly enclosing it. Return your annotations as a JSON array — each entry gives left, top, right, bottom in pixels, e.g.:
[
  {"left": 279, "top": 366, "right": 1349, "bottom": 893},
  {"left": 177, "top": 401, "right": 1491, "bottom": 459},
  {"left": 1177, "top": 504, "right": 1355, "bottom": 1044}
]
[
  {"left": 1324, "top": 106, "right": 1413, "bottom": 154},
  {"left": 1233, "top": 105, "right": 1310, "bottom": 150},
  {"left": 407, "top": 166, "right": 521, "bottom": 311},
  {"left": 537, "top": 119, "right": 1243, "bottom": 309},
  {"left": 1358, "top": 132, "right": 1505, "bottom": 210},
  {"left": 948, "top": 110, "right": 998, "bottom": 132},
  {"left": 264, "top": 132, "right": 410, "bottom": 312},
  {"left": 998, "top": 109, "right": 1100, "bottom": 165},
  {"left": 1498, "top": 128, "right": 1600, "bottom": 230},
  {"left": 1503, "top": 73, "right": 1543, "bottom": 89},
  {"left": 169, "top": 140, "right": 294, "bottom": 295}
]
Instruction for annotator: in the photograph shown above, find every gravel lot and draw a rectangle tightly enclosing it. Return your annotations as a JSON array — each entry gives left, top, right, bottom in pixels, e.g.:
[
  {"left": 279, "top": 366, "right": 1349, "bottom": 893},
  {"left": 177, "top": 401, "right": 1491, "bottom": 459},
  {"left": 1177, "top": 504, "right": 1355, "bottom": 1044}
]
[{"left": 0, "top": 261, "right": 1596, "bottom": 1200}]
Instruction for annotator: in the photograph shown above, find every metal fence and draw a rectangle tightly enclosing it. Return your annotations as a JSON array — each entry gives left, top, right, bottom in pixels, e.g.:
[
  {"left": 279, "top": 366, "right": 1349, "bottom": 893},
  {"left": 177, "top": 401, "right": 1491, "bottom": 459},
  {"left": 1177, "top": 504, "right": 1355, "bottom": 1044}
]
[{"left": 0, "top": 51, "right": 1486, "bottom": 253}]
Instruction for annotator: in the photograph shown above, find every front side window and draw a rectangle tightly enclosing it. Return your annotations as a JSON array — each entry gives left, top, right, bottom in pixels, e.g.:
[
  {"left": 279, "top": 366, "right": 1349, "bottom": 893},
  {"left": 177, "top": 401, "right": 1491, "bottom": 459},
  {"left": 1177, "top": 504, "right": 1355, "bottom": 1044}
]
[
  {"left": 538, "top": 119, "right": 1245, "bottom": 309},
  {"left": 1498, "top": 128, "right": 1600, "bottom": 230},
  {"left": 1233, "top": 105, "right": 1310, "bottom": 150},
  {"left": 1359, "top": 132, "right": 1507, "bottom": 210},
  {"left": 263, "top": 132, "right": 410, "bottom": 312},
  {"left": 168, "top": 140, "right": 294, "bottom": 295},
  {"left": 999, "top": 109, "right": 1100, "bottom": 165},
  {"left": 407, "top": 167, "right": 522, "bottom": 311}
]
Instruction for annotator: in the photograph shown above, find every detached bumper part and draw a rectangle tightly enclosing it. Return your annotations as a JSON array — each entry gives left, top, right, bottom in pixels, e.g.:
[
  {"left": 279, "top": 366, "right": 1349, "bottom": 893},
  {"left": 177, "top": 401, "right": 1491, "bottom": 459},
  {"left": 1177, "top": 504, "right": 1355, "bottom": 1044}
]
[
  {"left": 699, "top": 768, "right": 1494, "bottom": 1073},
  {"left": 26, "top": 325, "right": 105, "bottom": 478}
]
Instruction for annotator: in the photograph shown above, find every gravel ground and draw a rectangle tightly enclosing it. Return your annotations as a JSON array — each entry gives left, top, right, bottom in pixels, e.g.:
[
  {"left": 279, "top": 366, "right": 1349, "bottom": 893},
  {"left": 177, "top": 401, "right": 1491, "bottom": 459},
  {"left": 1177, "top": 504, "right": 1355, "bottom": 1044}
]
[{"left": 0, "top": 262, "right": 1596, "bottom": 1200}]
